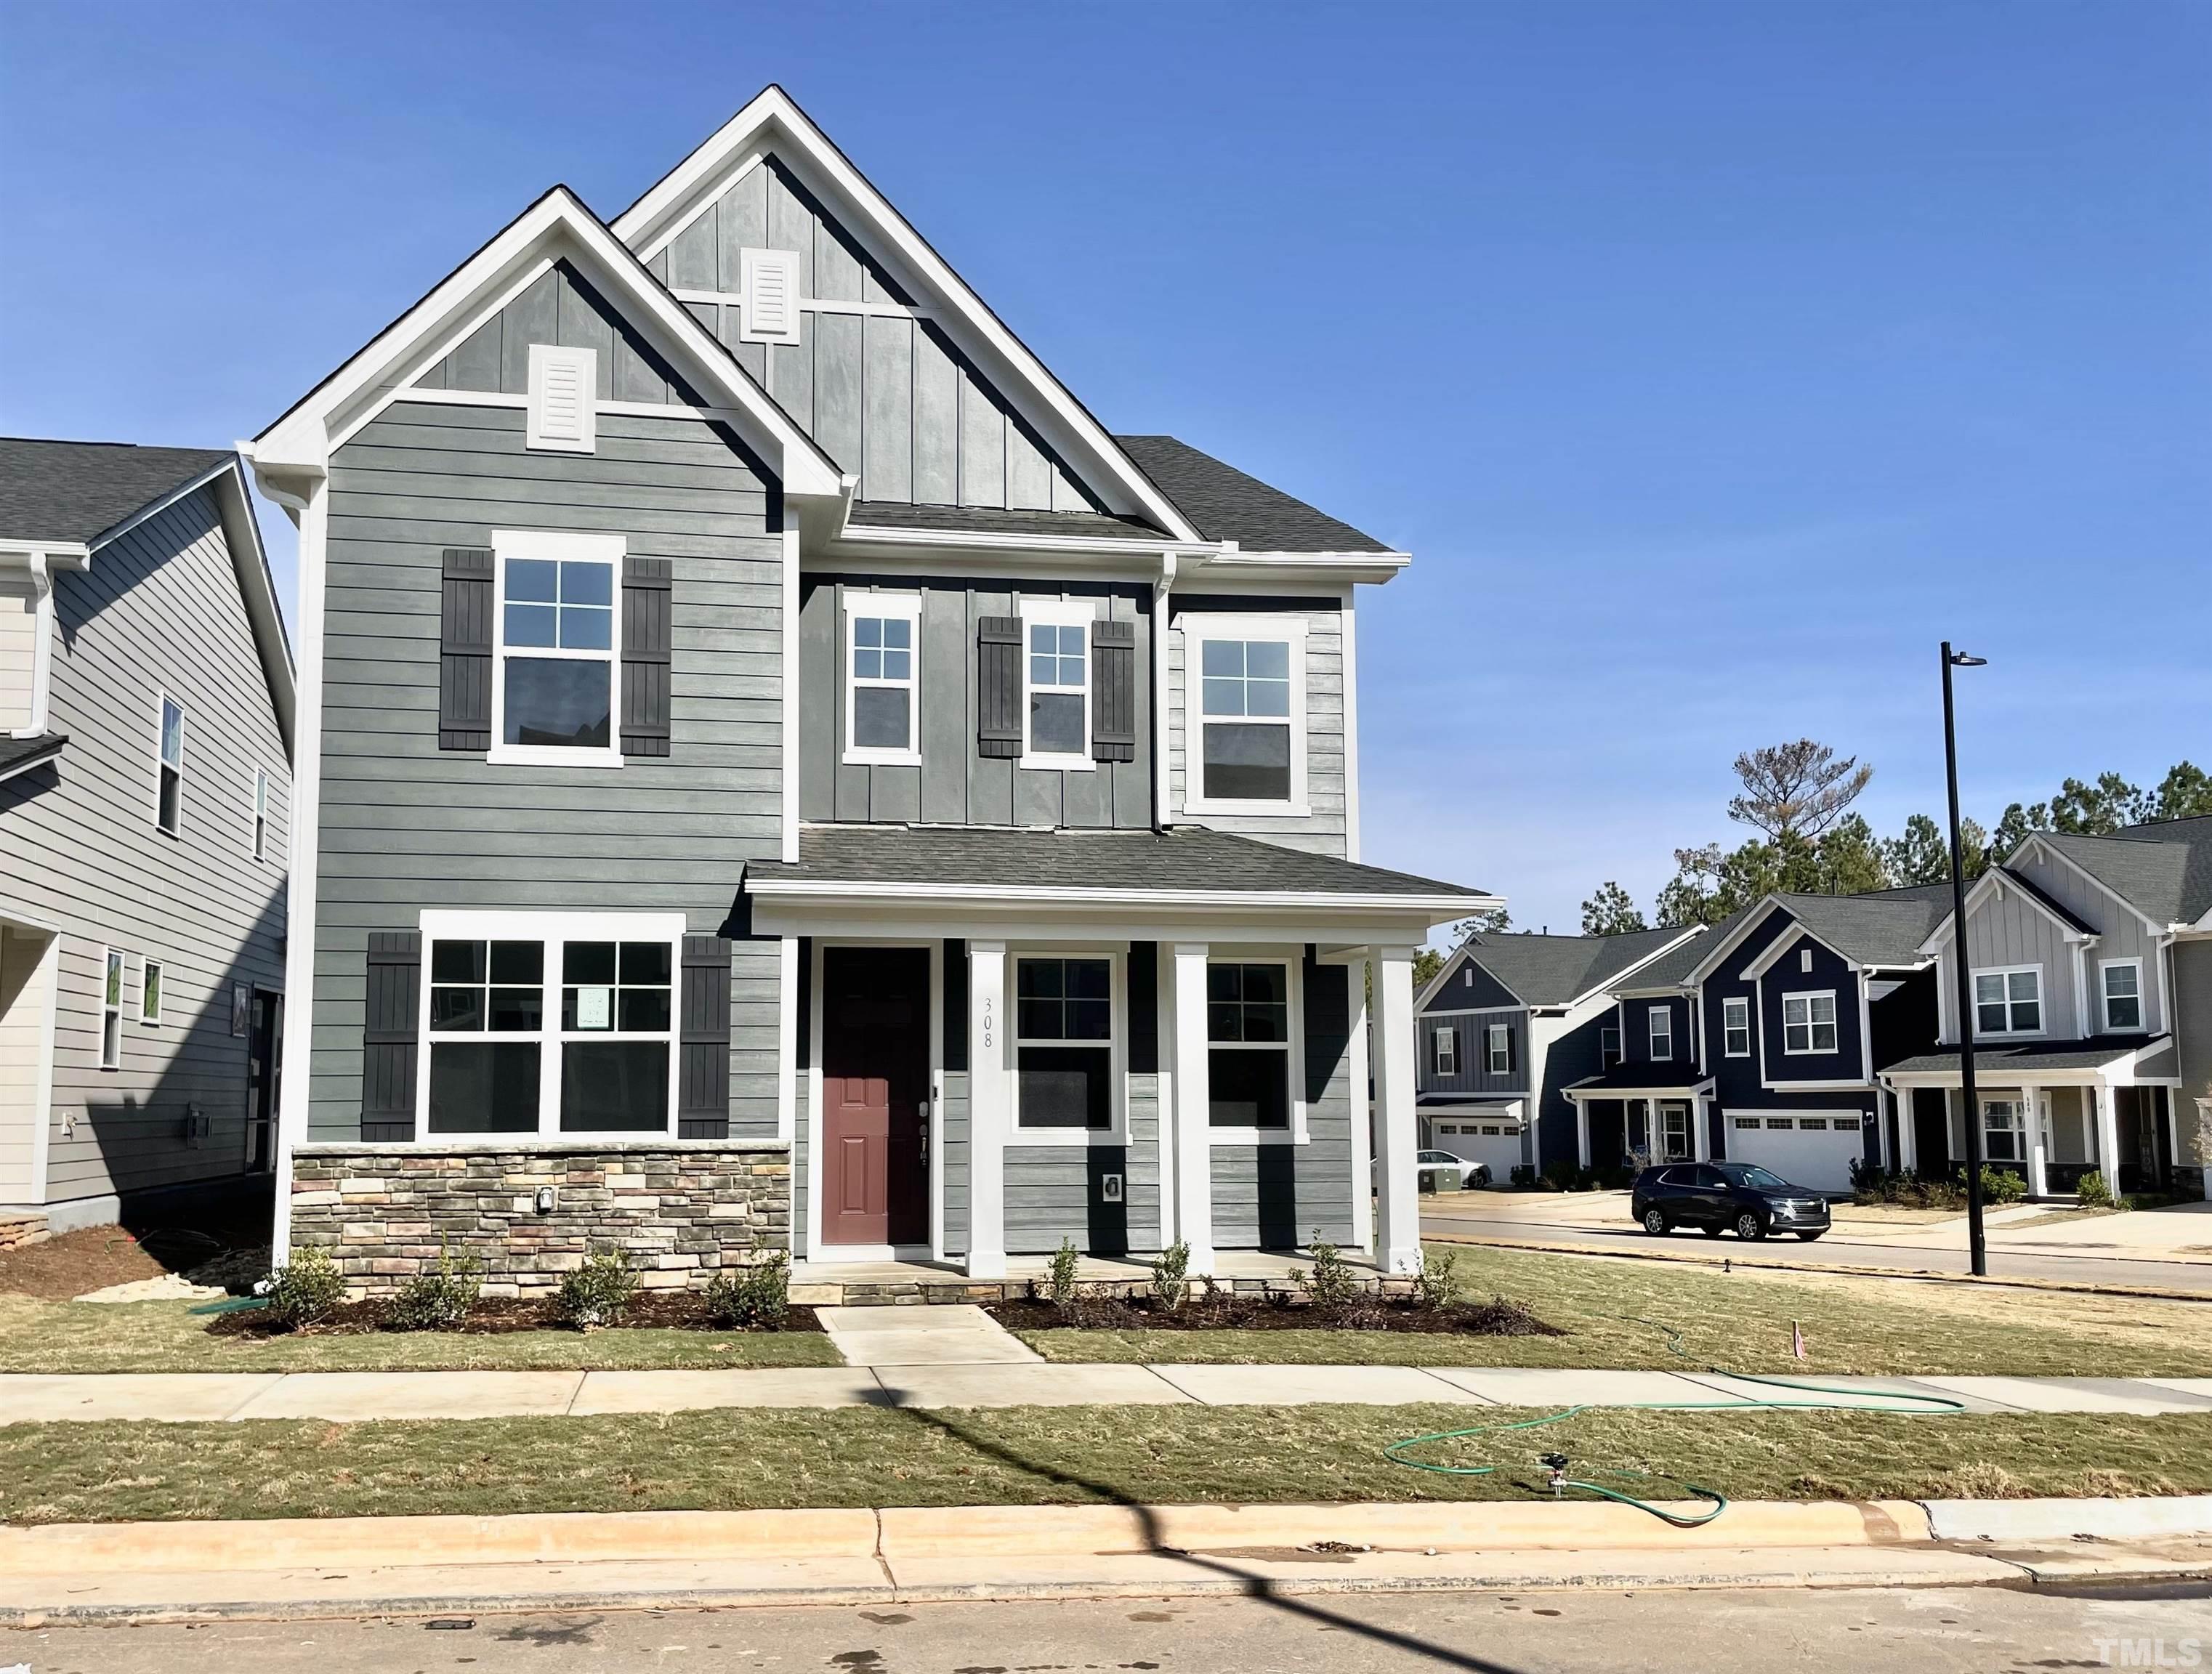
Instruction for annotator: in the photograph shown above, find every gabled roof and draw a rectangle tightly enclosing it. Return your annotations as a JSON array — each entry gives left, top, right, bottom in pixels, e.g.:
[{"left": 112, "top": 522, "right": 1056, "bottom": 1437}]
[
  {"left": 0, "top": 440, "right": 230, "bottom": 546},
  {"left": 1445, "top": 926, "right": 1697, "bottom": 1009},
  {"left": 2033, "top": 818, "right": 2212, "bottom": 929},
  {"left": 1687, "top": 885, "right": 1951, "bottom": 984},
  {"left": 1113, "top": 436, "right": 1396, "bottom": 556}
]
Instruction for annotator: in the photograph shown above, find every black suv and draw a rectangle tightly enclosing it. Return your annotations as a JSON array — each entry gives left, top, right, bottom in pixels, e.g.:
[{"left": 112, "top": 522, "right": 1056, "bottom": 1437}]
[{"left": 1631, "top": 1162, "right": 1831, "bottom": 1242}]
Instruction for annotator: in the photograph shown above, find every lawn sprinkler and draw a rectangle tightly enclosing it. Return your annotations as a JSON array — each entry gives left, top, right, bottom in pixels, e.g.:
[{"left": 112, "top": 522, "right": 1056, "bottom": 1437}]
[{"left": 1539, "top": 1452, "right": 1570, "bottom": 1497}]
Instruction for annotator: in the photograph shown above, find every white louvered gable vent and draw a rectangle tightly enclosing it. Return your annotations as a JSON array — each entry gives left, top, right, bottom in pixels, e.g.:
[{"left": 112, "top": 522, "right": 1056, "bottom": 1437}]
[
  {"left": 740, "top": 247, "right": 804, "bottom": 345},
  {"left": 526, "top": 344, "right": 597, "bottom": 453}
]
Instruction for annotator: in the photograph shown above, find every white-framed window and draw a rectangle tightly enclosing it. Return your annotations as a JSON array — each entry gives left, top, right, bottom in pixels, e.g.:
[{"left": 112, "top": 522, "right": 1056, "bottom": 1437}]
[
  {"left": 140, "top": 960, "right": 164, "bottom": 1027},
  {"left": 156, "top": 694, "right": 185, "bottom": 834},
  {"left": 1014, "top": 953, "right": 1122, "bottom": 1140},
  {"left": 1766, "top": 1117, "right": 1792, "bottom": 1130},
  {"left": 1183, "top": 613, "right": 1308, "bottom": 814},
  {"left": 525, "top": 344, "right": 597, "bottom": 453},
  {"left": 1207, "top": 958, "right": 1301, "bottom": 1140},
  {"left": 1647, "top": 1006, "right": 1673, "bottom": 1060},
  {"left": 1733, "top": 1116, "right": 1759, "bottom": 1131},
  {"left": 418, "top": 910, "right": 682, "bottom": 1139},
  {"left": 251, "top": 769, "right": 270, "bottom": 862},
  {"left": 1485, "top": 1022, "right": 1510, "bottom": 1074},
  {"left": 1433, "top": 1025, "right": 1457, "bottom": 1075},
  {"left": 1019, "top": 597, "right": 1095, "bottom": 769},
  {"left": 1599, "top": 1023, "right": 1621, "bottom": 1069},
  {"left": 1799, "top": 1117, "right": 1828, "bottom": 1131},
  {"left": 1782, "top": 990, "right": 1838, "bottom": 1054},
  {"left": 99, "top": 947, "right": 124, "bottom": 1069},
  {"left": 2099, "top": 958, "right": 2144, "bottom": 1032},
  {"left": 738, "top": 247, "right": 804, "bottom": 345},
  {"left": 1971, "top": 966, "right": 2043, "bottom": 1037},
  {"left": 1721, "top": 995, "right": 1751, "bottom": 1057},
  {"left": 842, "top": 593, "right": 921, "bottom": 766},
  {"left": 489, "top": 530, "right": 623, "bottom": 768},
  {"left": 1981, "top": 1096, "right": 2026, "bottom": 1163}
]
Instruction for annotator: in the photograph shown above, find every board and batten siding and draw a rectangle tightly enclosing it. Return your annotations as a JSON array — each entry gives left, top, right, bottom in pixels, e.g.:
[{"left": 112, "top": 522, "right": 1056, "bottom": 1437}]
[
  {"left": 1418, "top": 1006, "right": 1527, "bottom": 1099},
  {"left": 797, "top": 577, "right": 1151, "bottom": 830},
  {"left": 420, "top": 260, "right": 706, "bottom": 409},
  {"left": 1948, "top": 885, "right": 2083, "bottom": 1043},
  {"left": 311, "top": 399, "right": 785, "bottom": 1141},
  {"left": 2009, "top": 850, "right": 2168, "bottom": 1035},
  {"left": 0, "top": 487, "right": 289, "bottom": 1205},
  {"left": 1167, "top": 596, "right": 1348, "bottom": 857}
]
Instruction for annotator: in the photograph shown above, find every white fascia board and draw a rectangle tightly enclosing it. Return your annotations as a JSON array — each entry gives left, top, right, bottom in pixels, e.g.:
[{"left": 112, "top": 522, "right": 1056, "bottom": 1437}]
[
  {"left": 744, "top": 877, "right": 1495, "bottom": 918},
  {"left": 1563, "top": 926, "right": 1704, "bottom": 1008},
  {"left": 0, "top": 738, "right": 67, "bottom": 783},
  {"left": 1738, "top": 923, "right": 1859, "bottom": 983},
  {"left": 0, "top": 542, "right": 92, "bottom": 569},
  {"left": 1917, "top": 862, "right": 2098, "bottom": 956},
  {"left": 1681, "top": 895, "right": 1794, "bottom": 986},
  {"left": 1190, "top": 549, "right": 1413, "bottom": 588},
  {"left": 610, "top": 87, "right": 1201, "bottom": 543},
  {"left": 251, "top": 187, "right": 841, "bottom": 501}
]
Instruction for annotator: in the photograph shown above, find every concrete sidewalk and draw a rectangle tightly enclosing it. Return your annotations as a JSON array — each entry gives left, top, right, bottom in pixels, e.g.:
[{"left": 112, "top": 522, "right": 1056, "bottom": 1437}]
[
  {"left": 5, "top": 1364, "right": 2212, "bottom": 1423},
  {"left": 2, "top": 1496, "right": 2206, "bottom": 1625}
]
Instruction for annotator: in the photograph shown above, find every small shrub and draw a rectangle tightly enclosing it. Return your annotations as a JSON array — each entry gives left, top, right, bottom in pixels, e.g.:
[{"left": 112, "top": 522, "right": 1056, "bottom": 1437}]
[
  {"left": 2074, "top": 1169, "right": 2116, "bottom": 1209},
  {"left": 1150, "top": 1240, "right": 1190, "bottom": 1313},
  {"left": 262, "top": 1245, "right": 346, "bottom": 1330},
  {"left": 703, "top": 1249, "right": 790, "bottom": 1330},
  {"left": 386, "top": 1243, "right": 480, "bottom": 1332},
  {"left": 1047, "top": 1237, "right": 1081, "bottom": 1311},
  {"left": 1977, "top": 1164, "right": 2027, "bottom": 1205},
  {"left": 1509, "top": 1165, "right": 1536, "bottom": 1188},
  {"left": 1302, "top": 1233, "right": 1360, "bottom": 1310},
  {"left": 1416, "top": 1247, "right": 1462, "bottom": 1309},
  {"left": 555, "top": 1245, "right": 638, "bottom": 1329},
  {"left": 1541, "top": 1158, "right": 1578, "bottom": 1192}
]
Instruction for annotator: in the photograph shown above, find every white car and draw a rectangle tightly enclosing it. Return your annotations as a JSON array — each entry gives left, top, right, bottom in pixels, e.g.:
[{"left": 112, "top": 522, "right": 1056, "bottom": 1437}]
[{"left": 1376, "top": 1151, "right": 1490, "bottom": 1190}]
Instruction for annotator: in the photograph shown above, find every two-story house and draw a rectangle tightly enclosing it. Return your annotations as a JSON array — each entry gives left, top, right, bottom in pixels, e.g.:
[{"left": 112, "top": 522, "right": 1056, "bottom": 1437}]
[
  {"left": 1, "top": 440, "right": 293, "bottom": 1235},
  {"left": 1561, "top": 886, "right": 1947, "bottom": 1192},
  {"left": 246, "top": 86, "right": 1495, "bottom": 1294},
  {"left": 1881, "top": 817, "right": 2211, "bottom": 1200},
  {"left": 1414, "top": 926, "right": 1698, "bottom": 1182}
]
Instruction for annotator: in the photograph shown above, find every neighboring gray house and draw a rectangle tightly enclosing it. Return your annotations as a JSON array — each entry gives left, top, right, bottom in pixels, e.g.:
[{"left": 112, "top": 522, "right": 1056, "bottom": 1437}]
[
  {"left": 1884, "top": 817, "right": 2212, "bottom": 1200},
  {"left": 246, "top": 86, "right": 1494, "bottom": 1294},
  {"left": 0, "top": 440, "right": 294, "bottom": 1232},
  {"left": 1415, "top": 926, "right": 1698, "bottom": 1183}
]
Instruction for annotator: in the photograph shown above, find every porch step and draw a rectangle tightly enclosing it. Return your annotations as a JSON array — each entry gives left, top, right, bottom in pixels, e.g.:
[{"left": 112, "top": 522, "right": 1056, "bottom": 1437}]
[{"left": 0, "top": 1212, "right": 49, "bottom": 1253}]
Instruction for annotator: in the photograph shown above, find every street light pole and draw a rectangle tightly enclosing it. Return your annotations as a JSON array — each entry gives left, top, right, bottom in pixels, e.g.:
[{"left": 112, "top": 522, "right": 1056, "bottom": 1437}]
[{"left": 1942, "top": 642, "right": 1989, "bottom": 1277}]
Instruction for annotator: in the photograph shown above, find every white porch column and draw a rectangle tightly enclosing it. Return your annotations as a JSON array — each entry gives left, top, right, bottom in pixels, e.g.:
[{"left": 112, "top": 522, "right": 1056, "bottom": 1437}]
[
  {"left": 1897, "top": 1089, "right": 1918, "bottom": 1173},
  {"left": 1169, "top": 942, "right": 1216, "bottom": 1274},
  {"left": 965, "top": 940, "right": 1009, "bottom": 1279},
  {"left": 2093, "top": 1080, "right": 2122, "bottom": 1194},
  {"left": 1372, "top": 943, "right": 1422, "bottom": 1276},
  {"left": 2024, "top": 1083, "right": 2048, "bottom": 1199},
  {"left": 1347, "top": 953, "right": 1375, "bottom": 1256},
  {"left": 1692, "top": 1096, "right": 1711, "bottom": 1163},
  {"left": 1575, "top": 1099, "right": 1591, "bottom": 1170}
]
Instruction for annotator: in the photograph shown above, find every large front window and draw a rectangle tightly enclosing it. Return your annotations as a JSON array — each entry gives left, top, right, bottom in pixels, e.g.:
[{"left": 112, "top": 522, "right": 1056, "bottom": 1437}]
[
  {"left": 1981, "top": 1096, "right": 2026, "bottom": 1163},
  {"left": 421, "top": 913, "right": 679, "bottom": 1136},
  {"left": 1783, "top": 991, "right": 1837, "bottom": 1054},
  {"left": 1186, "top": 616, "right": 1306, "bottom": 812},
  {"left": 2101, "top": 961, "right": 2142, "bottom": 1032},
  {"left": 492, "top": 533, "right": 621, "bottom": 764},
  {"left": 1015, "top": 956, "right": 1113, "bottom": 1132},
  {"left": 1208, "top": 961, "right": 1291, "bottom": 1131},
  {"left": 1974, "top": 967, "right": 2042, "bottom": 1036}
]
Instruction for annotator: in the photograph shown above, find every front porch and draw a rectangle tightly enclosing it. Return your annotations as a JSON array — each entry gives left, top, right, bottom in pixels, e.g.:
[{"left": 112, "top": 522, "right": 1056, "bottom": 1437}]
[{"left": 1563, "top": 1070, "right": 1716, "bottom": 1175}]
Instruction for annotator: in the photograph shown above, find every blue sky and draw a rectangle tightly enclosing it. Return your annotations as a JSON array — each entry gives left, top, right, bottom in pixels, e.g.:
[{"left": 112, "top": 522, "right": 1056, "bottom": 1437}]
[{"left": 4, "top": 1, "right": 2206, "bottom": 931}]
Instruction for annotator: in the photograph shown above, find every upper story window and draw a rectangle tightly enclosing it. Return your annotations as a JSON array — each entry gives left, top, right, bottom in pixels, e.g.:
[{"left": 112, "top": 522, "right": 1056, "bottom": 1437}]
[
  {"left": 1783, "top": 990, "right": 1838, "bottom": 1054},
  {"left": 1433, "top": 1025, "right": 1456, "bottom": 1075},
  {"left": 844, "top": 594, "right": 921, "bottom": 766},
  {"left": 252, "top": 769, "right": 271, "bottom": 862},
  {"left": 1015, "top": 956, "right": 1115, "bottom": 1136},
  {"left": 1020, "top": 599, "right": 1092, "bottom": 767},
  {"left": 1647, "top": 1006, "right": 1673, "bottom": 1060},
  {"left": 1184, "top": 615, "right": 1307, "bottom": 814},
  {"left": 1208, "top": 960, "right": 1293, "bottom": 1133},
  {"left": 1485, "top": 1022, "right": 1511, "bottom": 1074},
  {"left": 1600, "top": 1023, "right": 1621, "bottom": 1069},
  {"left": 2100, "top": 959, "right": 2143, "bottom": 1032},
  {"left": 1721, "top": 996, "right": 1751, "bottom": 1057},
  {"left": 1972, "top": 966, "right": 2042, "bottom": 1036},
  {"left": 156, "top": 695, "right": 185, "bottom": 834},
  {"left": 491, "top": 531, "right": 622, "bottom": 767},
  {"left": 99, "top": 947, "right": 124, "bottom": 1069}
]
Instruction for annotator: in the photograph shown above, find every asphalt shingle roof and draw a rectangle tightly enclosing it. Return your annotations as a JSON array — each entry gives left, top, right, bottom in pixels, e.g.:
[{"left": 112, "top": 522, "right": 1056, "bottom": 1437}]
[
  {"left": 0, "top": 732, "right": 66, "bottom": 780},
  {"left": 1884, "top": 1036, "right": 2165, "bottom": 1077},
  {"left": 1458, "top": 926, "right": 1695, "bottom": 1008},
  {"left": 1772, "top": 883, "right": 1955, "bottom": 969},
  {"left": 748, "top": 824, "right": 1485, "bottom": 900},
  {"left": 845, "top": 500, "right": 1168, "bottom": 543},
  {"left": 0, "top": 439, "right": 231, "bottom": 546},
  {"left": 2040, "top": 817, "right": 2212, "bottom": 927},
  {"left": 1565, "top": 1063, "right": 1715, "bottom": 1093},
  {"left": 1114, "top": 435, "right": 1394, "bottom": 554}
]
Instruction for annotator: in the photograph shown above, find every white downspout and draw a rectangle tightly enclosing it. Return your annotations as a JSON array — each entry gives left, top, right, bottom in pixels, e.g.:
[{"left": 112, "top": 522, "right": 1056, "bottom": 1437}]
[{"left": 1153, "top": 552, "right": 1176, "bottom": 830}]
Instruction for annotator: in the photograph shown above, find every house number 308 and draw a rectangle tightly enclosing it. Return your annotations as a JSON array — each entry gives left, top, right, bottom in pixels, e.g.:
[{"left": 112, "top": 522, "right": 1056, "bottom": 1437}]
[{"left": 981, "top": 995, "right": 995, "bottom": 1051}]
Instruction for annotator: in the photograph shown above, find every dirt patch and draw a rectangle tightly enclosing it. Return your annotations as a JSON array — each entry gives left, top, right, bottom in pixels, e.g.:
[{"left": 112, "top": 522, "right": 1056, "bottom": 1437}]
[
  {"left": 985, "top": 1292, "right": 1562, "bottom": 1338},
  {"left": 207, "top": 1294, "right": 826, "bottom": 1341},
  {"left": 0, "top": 1226, "right": 270, "bottom": 1301}
]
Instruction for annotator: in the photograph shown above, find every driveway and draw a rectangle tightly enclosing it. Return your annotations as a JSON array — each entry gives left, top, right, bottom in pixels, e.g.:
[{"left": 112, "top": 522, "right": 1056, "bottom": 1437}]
[{"left": 1421, "top": 1189, "right": 2212, "bottom": 1295}]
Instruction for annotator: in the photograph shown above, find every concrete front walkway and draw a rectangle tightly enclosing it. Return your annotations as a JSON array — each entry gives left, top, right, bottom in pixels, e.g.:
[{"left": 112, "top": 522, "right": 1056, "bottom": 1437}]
[{"left": 4, "top": 1365, "right": 2211, "bottom": 1424}]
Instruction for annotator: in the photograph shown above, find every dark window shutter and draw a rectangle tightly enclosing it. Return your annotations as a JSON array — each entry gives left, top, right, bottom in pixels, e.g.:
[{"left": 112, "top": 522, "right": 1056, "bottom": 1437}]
[
  {"left": 1127, "top": 941, "right": 1158, "bottom": 1075},
  {"left": 622, "top": 556, "right": 672, "bottom": 758},
  {"left": 438, "top": 549, "right": 493, "bottom": 751},
  {"left": 362, "top": 932, "right": 421, "bottom": 1142},
  {"left": 679, "top": 934, "right": 731, "bottom": 1139},
  {"left": 977, "top": 615, "right": 1022, "bottom": 759},
  {"left": 1507, "top": 1025, "right": 1519, "bottom": 1075},
  {"left": 1091, "top": 617, "right": 1137, "bottom": 762}
]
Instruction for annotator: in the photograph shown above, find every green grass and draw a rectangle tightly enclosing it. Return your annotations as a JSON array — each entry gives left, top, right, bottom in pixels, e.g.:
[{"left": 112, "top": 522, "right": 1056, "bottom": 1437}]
[
  {"left": 0, "top": 1295, "right": 843, "bottom": 1373},
  {"left": 1011, "top": 1245, "right": 2212, "bottom": 1376},
  {"left": 4, "top": 1406, "right": 2208, "bottom": 1524}
]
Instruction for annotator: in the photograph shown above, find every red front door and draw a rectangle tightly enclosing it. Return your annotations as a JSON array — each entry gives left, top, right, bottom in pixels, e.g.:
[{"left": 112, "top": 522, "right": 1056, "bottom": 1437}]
[{"left": 820, "top": 947, "right": 931, "bottom": 1247}]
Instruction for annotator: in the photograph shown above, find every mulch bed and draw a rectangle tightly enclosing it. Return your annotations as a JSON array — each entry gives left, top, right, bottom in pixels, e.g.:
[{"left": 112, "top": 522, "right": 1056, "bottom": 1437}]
[
  {"left": 206, "top": 1295, "right": 826, "bottom": 1341},
  {"left": 986, "top": 1293, "right": 1564, "bottom": 1338}
]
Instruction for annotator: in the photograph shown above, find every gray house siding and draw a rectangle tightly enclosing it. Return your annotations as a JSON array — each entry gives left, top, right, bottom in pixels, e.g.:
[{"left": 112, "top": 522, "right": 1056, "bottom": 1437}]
[
  {"left": 0, "top": 486, "right": 289, "bottom": 1205},
  {"left": 796, "top": 576, "right": 1151, "bottom": 829},
  {"left": 1418, "top": 1006, "right": 1526, "bottom": 1099},
  {"left": 310, "top": 399, "right": 783, "bottom": 1141},
  {"left": 420, "top": 260, "right": 704, "bottom": 408},
  {"left": 642, "top": 155, "right": 1101, "bottom": 512},
  {"left": 1168, "top": 595, "right": 1348, "bottom": 857},
  {"left": 2009, "top": 850, "right": 2168, "bottom": 1035},
  {"left": 2173, "top": 941, "right": 2212, "bottom": 1182},
  {"left": 1209, "top": 958, "right": 1356, "bottom": 1248},
  {"left": 1953, "top": 886, "right": 2083, "bottom": 1042}
]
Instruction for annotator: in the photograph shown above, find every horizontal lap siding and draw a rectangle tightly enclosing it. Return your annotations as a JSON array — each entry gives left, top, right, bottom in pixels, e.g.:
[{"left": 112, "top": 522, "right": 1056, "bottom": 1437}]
[
  {"left": 0, "top": 488, "right": 289, "bottom": 1202},
  {"left": 312, "top": 401, "right": 783, "bottom": 1141}
]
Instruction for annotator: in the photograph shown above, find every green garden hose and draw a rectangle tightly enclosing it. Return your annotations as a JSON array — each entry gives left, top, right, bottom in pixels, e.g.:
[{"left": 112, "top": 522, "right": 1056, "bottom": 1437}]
[{"left": 1384, "top": 1314, "right": 1967, "bottom": 1527}]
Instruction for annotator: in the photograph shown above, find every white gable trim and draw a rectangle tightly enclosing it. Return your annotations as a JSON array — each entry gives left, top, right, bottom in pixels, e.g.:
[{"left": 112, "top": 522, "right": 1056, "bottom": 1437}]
[
  {"left": 250, "top": 186, "right": 842, "bottom": 503},
  {"left": 1738, "top": 922, "right": 1860, "bottom": 982},
  {"left": 1917, "top": 862, "right": 2106, "bottom": 956},
  {"left": 612, "top": 87, "right": 1201, "bottom": 543}
]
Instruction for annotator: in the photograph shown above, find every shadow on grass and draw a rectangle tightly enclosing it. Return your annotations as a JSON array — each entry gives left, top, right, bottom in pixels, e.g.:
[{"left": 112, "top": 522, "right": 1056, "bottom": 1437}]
[{"left": 872, "top": 1377, "right": 1527, "bottom": 1674}]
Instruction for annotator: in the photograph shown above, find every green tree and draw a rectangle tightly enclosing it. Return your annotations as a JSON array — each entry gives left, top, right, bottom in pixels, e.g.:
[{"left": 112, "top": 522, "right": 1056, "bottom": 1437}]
[
  {"left": 2048, "top": 772, "right": 2153, "bottom": 835},
  {"left": 1412, "top": 947, "right": 1445, "bottom": 992},
  {"left": 1813, "top": 813, "right": 1888, "bottom": 896},
  {"left": 2156, "top": 761, "right": 2212, "bottom": 820},
  {"left": 1881, "top": 812, "right": 1993, "bottom": 886},
  {"left": 1580, "top": 881, "right": 1647, "bottom": 935}
]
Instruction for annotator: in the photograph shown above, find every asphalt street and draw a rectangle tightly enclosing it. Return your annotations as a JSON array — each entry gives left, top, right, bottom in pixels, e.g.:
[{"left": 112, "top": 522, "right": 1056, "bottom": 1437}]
[{"left": 10, "top": 1583, "right": 2209, "bottom": 1672}]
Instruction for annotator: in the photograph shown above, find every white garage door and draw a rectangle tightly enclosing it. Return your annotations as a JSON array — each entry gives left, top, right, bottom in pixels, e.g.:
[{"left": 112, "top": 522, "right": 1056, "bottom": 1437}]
[
  {"left": 1431, "top": 1120, "right": 1527, "bottom": 1182},
  {"left": 1726, "top": 1112, "right": 1864, "bottom": 1193}
]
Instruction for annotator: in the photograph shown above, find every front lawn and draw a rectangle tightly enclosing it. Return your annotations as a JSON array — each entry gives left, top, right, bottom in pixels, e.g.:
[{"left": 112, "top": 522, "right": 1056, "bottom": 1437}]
[
  {"left": 1007, "top": 1245, "right": 2212, "bottom": 1376},
  {"left": 4, "top": 1405, "right": 2207, "bottom": 1524}
]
